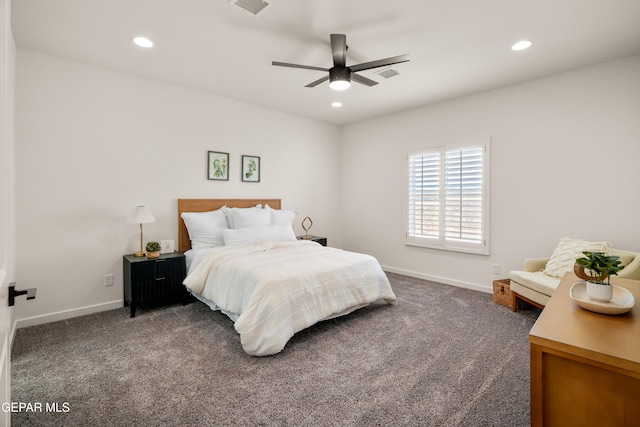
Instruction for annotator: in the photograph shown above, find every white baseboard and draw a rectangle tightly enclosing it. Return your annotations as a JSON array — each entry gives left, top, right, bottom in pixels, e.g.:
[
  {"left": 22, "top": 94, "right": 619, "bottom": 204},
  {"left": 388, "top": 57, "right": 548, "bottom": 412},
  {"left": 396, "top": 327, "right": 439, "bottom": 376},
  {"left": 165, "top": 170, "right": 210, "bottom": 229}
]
[
  {"left": 382, "top": 265, "right": 492, "bottom": 294},
  {"left": 15, "top": 300, "right": 123, "bottom": 329}
]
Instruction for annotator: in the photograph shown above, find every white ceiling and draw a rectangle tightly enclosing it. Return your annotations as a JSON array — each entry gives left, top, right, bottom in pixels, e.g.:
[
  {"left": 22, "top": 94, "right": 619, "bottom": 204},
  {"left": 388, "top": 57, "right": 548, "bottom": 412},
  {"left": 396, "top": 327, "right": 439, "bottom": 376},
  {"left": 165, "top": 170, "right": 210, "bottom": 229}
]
[{"left": 11, "top": 0, "right": 640, "bottom": 125}]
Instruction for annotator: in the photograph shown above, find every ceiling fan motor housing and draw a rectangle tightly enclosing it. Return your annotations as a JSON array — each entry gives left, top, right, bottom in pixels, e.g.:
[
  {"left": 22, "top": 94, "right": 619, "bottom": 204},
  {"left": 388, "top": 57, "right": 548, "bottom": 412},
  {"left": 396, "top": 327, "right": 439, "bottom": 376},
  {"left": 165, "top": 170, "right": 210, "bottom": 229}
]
[{"left": 330, "top": 67, "right": 351, "bottom": 84}]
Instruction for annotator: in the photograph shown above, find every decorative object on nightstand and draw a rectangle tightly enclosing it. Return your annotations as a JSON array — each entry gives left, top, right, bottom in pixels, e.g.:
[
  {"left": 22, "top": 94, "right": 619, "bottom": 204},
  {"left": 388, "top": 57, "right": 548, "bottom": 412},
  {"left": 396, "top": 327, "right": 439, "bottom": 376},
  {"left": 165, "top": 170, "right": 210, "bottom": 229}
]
[
  {"left": 300, "top": 216, "right": 313, "bottom": 239},
  {"left": 127, "top": 205, "right": 155, "bottom": 257},
  {"left": 123, "top": 251, "right": 187, "bottom": 318},
  {"left": 160, "top": 240, "right": 175, "bottom": 254},
  {"left": 145, "top": 241, "right": 161, "bottom": 259}
]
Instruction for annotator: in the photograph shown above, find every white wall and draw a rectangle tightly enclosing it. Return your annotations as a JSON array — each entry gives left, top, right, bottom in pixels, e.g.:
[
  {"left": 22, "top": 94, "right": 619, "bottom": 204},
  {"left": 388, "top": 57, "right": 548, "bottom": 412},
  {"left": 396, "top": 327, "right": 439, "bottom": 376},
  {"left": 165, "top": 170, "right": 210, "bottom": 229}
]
[
  {"left": 15, "top": 49, "right": 342, "bottom": 325},
  {"left": 341, "top": 55, "right": 640, "bottom": 292}
]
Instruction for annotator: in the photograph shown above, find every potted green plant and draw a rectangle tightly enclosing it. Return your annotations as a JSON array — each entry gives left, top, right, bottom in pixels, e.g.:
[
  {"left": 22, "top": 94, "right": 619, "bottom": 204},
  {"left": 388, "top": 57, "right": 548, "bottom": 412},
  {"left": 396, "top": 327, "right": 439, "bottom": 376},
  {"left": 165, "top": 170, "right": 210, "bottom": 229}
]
[
  {"left": 574, "top": 251, "right": 622, "bottom": 302},
  {"left": 146, "top": 241, "right": 161, "bottom": 259}
]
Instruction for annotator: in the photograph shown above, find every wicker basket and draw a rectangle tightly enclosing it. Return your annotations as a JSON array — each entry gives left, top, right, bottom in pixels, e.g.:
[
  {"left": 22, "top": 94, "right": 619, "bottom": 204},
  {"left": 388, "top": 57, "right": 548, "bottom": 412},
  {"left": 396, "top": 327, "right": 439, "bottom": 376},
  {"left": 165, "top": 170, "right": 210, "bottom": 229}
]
[{"left": 493, "top": 278, "right": 513, "bottom": 309}]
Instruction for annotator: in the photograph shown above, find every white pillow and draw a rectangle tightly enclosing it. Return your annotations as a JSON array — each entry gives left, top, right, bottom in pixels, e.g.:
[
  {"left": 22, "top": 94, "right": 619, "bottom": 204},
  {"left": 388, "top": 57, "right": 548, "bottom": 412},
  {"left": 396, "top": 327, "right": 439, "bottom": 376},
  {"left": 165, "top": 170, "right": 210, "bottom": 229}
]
[
  {"left": 266, "top": 205, "right": 297, "bottom": 226},
  {"left": 181, "top": 209, "right": 228, "bottom": 249},
  {"left": 223, "top": 205, "right": 268, "bottom": 229},
  {"left": 544, "top": 237, "right": 611, "bottom": 278},
  {"left": 222, "top": 224, "right": 297, "bottom": 246}
]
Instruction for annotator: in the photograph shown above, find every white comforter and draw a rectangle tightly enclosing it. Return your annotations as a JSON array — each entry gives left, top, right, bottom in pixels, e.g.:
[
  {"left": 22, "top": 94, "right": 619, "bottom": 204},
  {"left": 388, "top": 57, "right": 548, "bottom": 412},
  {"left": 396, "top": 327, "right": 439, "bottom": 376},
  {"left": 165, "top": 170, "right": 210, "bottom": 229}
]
[{"left": 183, "top": 240, "right": 396, "bottom": 356}]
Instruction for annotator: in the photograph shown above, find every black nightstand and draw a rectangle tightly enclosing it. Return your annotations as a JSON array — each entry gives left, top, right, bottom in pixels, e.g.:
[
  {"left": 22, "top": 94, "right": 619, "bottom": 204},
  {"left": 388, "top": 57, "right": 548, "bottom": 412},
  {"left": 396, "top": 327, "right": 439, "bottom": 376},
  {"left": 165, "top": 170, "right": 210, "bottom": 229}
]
[
  {"left": 297, "top": 235, "right": 327, "bottom": 246},
  {"left": 123, "top": 252, "right": 187, "bottom": 318}
]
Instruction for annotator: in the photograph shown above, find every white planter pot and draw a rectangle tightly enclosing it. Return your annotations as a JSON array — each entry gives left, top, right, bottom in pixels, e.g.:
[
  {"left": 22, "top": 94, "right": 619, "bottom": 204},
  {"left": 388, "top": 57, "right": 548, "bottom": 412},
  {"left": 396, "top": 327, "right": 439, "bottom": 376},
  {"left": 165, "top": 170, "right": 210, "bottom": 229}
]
[{"left": 586, "top": 281, "right": 613, "bottom": 303}]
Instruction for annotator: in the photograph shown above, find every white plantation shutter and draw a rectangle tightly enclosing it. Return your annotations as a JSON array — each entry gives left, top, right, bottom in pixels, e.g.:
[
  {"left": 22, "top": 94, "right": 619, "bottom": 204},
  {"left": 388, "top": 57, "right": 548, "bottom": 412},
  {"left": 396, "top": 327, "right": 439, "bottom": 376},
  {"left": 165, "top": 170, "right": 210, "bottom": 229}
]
[
  {"left": 407, "top": 152, "right": 440, "bottom": 239},
  {"left": 406, "top": 142, "right": 490, "bottom": 255}
]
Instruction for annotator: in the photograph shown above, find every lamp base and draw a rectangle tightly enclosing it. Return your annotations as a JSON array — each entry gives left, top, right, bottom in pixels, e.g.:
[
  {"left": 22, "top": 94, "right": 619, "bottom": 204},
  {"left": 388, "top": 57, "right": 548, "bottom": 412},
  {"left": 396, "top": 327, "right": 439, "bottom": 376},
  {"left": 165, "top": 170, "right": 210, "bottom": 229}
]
[{"left": 133, "top": 251, "right": 145, "bottom": 257}]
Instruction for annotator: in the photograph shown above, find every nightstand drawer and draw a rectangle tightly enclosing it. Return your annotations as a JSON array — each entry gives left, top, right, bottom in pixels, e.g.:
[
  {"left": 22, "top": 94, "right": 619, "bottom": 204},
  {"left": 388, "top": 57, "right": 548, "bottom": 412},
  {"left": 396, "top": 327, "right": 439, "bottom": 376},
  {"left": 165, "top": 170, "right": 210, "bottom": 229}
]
[
  {"left": 130, "top": 258, "right": 183, "bottom": 281},
  {"left": 134, "top": 278, "right": 184, "bottom": 303}
]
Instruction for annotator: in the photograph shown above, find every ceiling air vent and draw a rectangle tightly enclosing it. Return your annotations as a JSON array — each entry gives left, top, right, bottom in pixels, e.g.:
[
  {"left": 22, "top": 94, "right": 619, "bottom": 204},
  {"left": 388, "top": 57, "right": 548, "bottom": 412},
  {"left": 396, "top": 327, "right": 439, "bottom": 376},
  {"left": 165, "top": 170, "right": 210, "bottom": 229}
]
[
  {"left": 229, "top": 0, "right": 273, "bottom": 16},
  {"left": 376, "top": 67, "right": 400, "bottom": 79}
]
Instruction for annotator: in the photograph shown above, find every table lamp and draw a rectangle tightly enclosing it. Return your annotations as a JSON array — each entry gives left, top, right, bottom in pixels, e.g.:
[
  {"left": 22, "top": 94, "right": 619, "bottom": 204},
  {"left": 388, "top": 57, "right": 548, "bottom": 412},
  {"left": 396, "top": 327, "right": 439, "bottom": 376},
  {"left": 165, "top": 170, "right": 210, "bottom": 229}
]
[{"left": 127, "top": 205, "right": 155, "bottom": 257}]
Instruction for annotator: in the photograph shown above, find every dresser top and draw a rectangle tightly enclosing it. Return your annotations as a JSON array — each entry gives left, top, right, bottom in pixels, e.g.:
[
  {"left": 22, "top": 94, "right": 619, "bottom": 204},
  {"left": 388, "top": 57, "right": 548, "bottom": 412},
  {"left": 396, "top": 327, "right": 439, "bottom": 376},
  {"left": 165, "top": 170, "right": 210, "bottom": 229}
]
[{"left": 530, "top": 272, "right": 640, "bottom": 371}]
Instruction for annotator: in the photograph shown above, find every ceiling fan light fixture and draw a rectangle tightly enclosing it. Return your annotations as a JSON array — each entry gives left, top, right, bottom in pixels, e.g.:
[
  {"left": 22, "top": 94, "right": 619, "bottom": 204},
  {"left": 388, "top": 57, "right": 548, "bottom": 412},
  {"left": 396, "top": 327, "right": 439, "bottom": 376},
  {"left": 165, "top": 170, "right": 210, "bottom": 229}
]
[
  {"left": 329, "top": 80, "right": 351, "bottom": 91},
  {"left": 329, "top": 67, "right": 351, "bottom": 91}
]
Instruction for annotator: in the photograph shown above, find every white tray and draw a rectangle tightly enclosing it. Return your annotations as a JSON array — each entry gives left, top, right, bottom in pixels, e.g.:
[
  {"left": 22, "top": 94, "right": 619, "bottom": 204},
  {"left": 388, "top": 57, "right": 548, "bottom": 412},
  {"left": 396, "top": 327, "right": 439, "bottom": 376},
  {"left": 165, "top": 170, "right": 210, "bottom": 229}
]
[{"left": 569, "top": 282, "right": 635, "bottom": 315}]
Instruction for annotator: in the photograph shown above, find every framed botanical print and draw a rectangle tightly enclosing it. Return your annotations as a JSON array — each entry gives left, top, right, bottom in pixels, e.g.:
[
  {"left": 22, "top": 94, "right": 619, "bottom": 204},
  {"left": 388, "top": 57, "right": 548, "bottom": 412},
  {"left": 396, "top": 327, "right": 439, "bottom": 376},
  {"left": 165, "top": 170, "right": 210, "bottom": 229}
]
[
  {"left": 242, "top": 155, "right": 260, "bottom": 182},
  {"left": 208, "top": 151, "right": 229, "bottom": 181}
]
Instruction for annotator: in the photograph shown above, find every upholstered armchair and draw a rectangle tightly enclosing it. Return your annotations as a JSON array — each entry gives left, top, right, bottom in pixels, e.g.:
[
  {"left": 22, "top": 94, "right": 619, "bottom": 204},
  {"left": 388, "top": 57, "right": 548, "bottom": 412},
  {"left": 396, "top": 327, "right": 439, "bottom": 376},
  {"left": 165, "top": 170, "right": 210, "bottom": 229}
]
[{"left": 509, "top": 238, "right": 640, "bottom": 311}]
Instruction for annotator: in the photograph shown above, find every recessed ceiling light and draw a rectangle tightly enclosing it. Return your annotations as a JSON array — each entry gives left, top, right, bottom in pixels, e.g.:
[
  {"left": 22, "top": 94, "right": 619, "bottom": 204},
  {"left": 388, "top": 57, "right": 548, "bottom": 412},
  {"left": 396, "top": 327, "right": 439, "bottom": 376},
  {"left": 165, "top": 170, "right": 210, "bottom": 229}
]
[
  {"left": 133, "top": 37, "right": 154, "bottom": 48},
  {"left": 511, "top": 40, "right": 532, "bottom": 51},
  {"left": 331, "top": 102, "right": 343, "bottom": 108}
]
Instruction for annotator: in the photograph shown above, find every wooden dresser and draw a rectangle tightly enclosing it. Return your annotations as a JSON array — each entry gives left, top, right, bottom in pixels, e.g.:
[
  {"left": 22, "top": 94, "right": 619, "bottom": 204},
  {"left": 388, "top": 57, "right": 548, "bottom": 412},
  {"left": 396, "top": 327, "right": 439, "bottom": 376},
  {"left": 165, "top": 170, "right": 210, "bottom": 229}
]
[{"left": 529, "top": 272, "right": 640, "bottom": 426}]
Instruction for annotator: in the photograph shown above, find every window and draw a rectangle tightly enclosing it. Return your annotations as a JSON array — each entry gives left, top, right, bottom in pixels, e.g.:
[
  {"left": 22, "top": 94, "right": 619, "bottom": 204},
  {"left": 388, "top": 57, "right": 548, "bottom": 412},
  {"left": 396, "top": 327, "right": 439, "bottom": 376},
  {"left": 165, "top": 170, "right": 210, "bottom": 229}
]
[{"left": 406, "top": 141, "right": 490, "bottom": 255}]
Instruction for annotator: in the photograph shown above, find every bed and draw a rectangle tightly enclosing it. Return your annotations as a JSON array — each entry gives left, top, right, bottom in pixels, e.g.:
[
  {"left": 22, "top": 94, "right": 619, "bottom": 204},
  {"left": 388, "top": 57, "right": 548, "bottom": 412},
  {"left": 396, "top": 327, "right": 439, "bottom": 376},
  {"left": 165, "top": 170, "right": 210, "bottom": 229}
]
[{"left": 178, "top": 198, "right": 396, "bottom": 356}]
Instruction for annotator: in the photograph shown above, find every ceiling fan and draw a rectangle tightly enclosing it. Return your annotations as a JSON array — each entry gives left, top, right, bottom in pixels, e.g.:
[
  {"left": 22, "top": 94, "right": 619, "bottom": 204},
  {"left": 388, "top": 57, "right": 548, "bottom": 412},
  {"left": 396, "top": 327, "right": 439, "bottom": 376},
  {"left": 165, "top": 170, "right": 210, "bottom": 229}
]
[{"left": 272, "top": 34, "right": 410, "bottom": 91}]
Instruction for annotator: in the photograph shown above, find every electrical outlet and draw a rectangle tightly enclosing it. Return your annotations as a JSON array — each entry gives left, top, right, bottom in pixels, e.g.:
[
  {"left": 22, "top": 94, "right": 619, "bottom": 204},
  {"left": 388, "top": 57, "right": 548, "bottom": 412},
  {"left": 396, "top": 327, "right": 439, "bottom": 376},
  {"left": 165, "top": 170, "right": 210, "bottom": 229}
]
[
  {"left": 104, "top": 273, "right": 114, "bottom": 287},
  {"left": 492, "top": 264, "right": 500, "bottom": 275}
]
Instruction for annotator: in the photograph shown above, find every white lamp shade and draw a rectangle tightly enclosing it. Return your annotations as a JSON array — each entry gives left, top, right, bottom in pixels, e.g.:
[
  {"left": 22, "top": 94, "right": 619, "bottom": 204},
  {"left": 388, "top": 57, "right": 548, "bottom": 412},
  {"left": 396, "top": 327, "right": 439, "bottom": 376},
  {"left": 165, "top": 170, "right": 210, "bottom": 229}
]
[{"left": 127, "top": 206, "right": 155, "bottom": 224}]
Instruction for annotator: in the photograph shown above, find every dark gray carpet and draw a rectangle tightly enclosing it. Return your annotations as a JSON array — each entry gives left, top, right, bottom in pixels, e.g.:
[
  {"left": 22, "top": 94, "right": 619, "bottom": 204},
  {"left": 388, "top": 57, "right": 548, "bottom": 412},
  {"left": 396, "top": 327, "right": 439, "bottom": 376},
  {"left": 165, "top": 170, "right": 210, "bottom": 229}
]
[{"left": 11, "top": 273, "right": 540, "bottom": 426}]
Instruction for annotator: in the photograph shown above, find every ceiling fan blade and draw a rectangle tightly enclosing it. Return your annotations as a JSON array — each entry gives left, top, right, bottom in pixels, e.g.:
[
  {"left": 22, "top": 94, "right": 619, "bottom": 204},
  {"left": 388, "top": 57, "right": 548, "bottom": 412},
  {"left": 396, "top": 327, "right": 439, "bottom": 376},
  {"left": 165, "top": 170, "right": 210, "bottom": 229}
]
[
  {"left": 349, "top": 54, "right": 410, "bottom": 73},
  {"left": 351, "top": 73, "right": 378, "bottom": 87},
  {"left": 305, "top": 75, "right": 330, "bottom": 88},
  {"left": 330, "top": 34, "right": 347, "bottom": 68},
  {"left": 272, "top": 61, "right": 328, "bottom": 72}
]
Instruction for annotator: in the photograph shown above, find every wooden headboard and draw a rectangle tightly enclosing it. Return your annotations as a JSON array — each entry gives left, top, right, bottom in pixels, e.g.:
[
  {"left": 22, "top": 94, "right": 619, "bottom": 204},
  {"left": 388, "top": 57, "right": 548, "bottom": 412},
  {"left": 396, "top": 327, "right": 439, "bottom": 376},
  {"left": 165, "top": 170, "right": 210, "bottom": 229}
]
[{"left": 178, "top": 199, "right": 281, "bottom": 253}]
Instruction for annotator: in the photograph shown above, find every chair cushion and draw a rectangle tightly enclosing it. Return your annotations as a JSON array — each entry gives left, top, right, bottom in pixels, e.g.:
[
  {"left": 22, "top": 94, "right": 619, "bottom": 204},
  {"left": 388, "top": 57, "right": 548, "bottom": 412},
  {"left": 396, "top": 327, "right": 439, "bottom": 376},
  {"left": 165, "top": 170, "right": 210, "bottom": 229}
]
[
  {"left": 543, "top": 237, "right": 610, "bottom": 278},
  {"left": 509, "top": 270, "right": 561, "bottom": 297}
]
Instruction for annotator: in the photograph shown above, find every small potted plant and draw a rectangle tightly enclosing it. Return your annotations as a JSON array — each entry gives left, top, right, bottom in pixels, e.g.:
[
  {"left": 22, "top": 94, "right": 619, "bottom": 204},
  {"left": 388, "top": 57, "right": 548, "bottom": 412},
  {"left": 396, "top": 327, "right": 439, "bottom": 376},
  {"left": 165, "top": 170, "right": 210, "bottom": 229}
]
[
  {"left": 574, "top": 251, "right": 622, "bottom": 302},
  {"left": 145, "top": 241, "right": 161, "bottom": 259}
]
